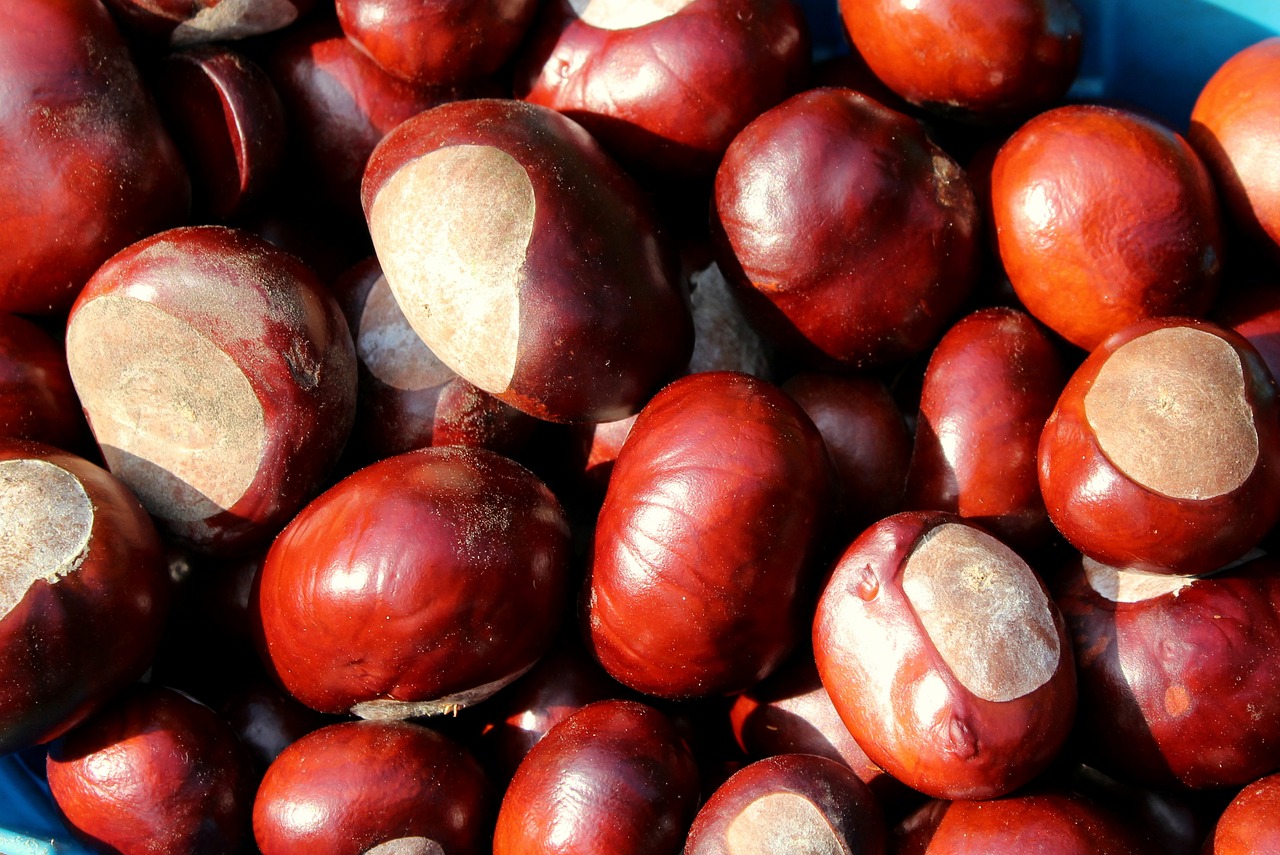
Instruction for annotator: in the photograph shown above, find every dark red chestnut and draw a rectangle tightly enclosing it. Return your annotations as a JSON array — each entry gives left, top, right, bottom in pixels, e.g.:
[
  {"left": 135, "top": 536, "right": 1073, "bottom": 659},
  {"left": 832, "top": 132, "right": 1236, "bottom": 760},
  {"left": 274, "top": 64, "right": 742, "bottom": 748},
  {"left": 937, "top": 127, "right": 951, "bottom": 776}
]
[
  {"left": 47, "top": 685, "right": 255, "bottom": 855},
  {"left": 0, "top": 313, "right": 90, "bottom": 453},
  {"left": 363, "top": 98, "right": 693, "bottom": 423},
  {"left": 253, "top": 719, "right": 493, "bottom": 855},
  {"left": 65, "top": 225, "right": 358, "bottom": 556},
  {"left": 813, "top": 511, "right": 1076, "bottom": 800},
  {"left": 0, "top": 441, "right": 170, "bottom": 755},
  {"left": 515, "top": 0, "right": 809, "bottom": 180},
  {"left": 255, "top": 446, "right": 572, "bottom": 718},
  {"left": 493, "top": 699, "right": 700, "bottom": 855},
  {"left": 714, "top": 88, "right": 979, "bottom": 370},
  {"left": 1038, "top": 318, "right": 1280, "bottom": 575},
  {"left": 1204, "top": 771, "right": 1280, "bottom": 854},
  {"left": 0, "top": 0, "right": 189, "bottom": 315},
  {"left": 218, "top": 677, "right": 332, "bottom": 774},
  {"left": 588, "top": 371, "right": 832, "bottom": 698},
  {"left": 992, "top": 105, "right": 1222, "bottom": 351},
  {"left": 101, "top": 0, "right": 312, "bottom": 44}
]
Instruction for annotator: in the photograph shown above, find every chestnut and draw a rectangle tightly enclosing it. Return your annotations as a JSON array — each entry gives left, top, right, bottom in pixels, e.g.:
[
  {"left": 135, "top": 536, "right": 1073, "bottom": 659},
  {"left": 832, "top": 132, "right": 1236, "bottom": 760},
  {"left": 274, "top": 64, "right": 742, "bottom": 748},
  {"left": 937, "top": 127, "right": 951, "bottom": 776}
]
[
  {"left": 1204, "top": 771, "right": 1280, "bottom": 854},
  {"left": 713, "top": 87, "right": 979, "bottom": 370},
  {"left": 991, "top": 105, "right": 1223, "bottom": 351},
  {"left": 362, "top": 98, "right": 693, "bottom": 423},
  {"left": 46, "top": 685, "right": 255, "bottom": 855},
  {"left": 254, "top": 446, "right": 572, "bottom": 718},
  {"left": 0, "top": 313, "right": 90, "bottom": 453},
  {"left": 688, "top": 262, "right": 776, "bottom": 379},
  {"left": 903, "top": 307, "right": 1066, "bottom": 552},
  {"left": 813, "top": 511, "right": 1076, "bottom": 800},
  {"left": 588, "top": 371, "right": 833, "bottom": 698},
  {"left": 0, "top": 0, "right": 189, "bottom": 315},
  {"left": 65, "top": 225, "right": 358, "bottom": 556},
  {"left": 493, "top": 699, "right": 700, "bottom": 855},
  {"left": 514, "top": 0, "right": 809, "bottom": 180},
  {"left": 253, "top": 719, "right": 493, "bottom": 855},
  {"left": 101, "top": 0, "right": 312, "bottom": 44},
  {"left": 1038, "top": 318, "right": 1280, "bottom": 575}
]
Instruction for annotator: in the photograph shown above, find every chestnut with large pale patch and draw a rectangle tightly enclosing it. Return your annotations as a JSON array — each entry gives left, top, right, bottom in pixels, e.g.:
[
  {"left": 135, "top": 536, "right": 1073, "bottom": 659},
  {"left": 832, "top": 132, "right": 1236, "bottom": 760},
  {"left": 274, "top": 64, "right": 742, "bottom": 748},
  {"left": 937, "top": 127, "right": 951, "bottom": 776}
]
[
  {"left": 0, "top": 459, "right": 92, "bottom": 618},
  {"left": 568, "top": 0, "right": 695, "bottom": 29},
  {"left": 356, "top": 274, "right": 456, "bottom": 393},
  {"left": 170, "top": 0, "right": 299, "bottom": 44}
]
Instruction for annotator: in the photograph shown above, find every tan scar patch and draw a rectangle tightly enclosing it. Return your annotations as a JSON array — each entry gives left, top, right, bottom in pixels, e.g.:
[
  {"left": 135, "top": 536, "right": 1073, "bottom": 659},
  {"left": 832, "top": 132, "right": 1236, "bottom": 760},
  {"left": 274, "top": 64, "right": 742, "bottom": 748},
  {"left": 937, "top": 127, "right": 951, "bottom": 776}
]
[
  {"left": 569, "top": 0, "right": 697, "bottom": 29},
  {"left": 363, "top": 839, "right": 444, "bottom": 855},
  {"left": 725, "top": 792, "right": 847, "bottom": 855},
  {"left": 1083, "top": 557, "right": 1197, "bottom": 603},
  {"left": 357, "top": 274, "right": 456, "bottom": 392},
  {"left": 0, "top": 459, "right": 93, "bottom": 620},
  {"left": 171, "top": 0, "right": 299, "bottom": 46}
]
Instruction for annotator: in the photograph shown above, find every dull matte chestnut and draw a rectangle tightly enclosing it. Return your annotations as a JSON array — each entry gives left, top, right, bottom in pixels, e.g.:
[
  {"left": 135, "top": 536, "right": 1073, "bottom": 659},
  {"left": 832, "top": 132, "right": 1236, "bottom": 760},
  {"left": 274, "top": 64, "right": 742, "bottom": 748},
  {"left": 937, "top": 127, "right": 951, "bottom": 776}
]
[
  {"left": 101, "top": 0, "right": 313, "bottom": 44},
  {"left": 685, "top": 753, "right": 888, "bottom": 855},
  {"left": 363, "top": 97, "right": 693, "bottom": 423},
  {"left": 1190, "top": 37, "right": 1280, "bottom": 260},
  {"left": 255, "top": 445, "right": 572, "bottom": 719},
  {"left": 1038, "top": 317, "right": 1280, "bottom": 575},
  {"left": 254, "top": 719, "right": 493, "bottom": 855},
  {"left": 47, "top": 685, "right": 255, "bottom": 855},
  {"left": 65, "top": 225, "right": 358, "bottom": 556},
  {"left": 813, "top": 511, "right": 1076, "bottom": 800},
  {"left": 0, "top": 441, "right": 170, "bottom": 755},
  {"left": 839, "top": 0, "right": 1082, "bottom": 121},
  {"left": 515, "top": 0, "right": 809, "bottom": 180},
  {"left": 337, "top": 0, "right": 539, "bottom": 86},
  {"left": 1054, "top": 551, "right": 1280, "bottom": 790},
  {"left": 0, "top": 314, "right": 90, "bottom": 453},
  {"left": 493, "top": 699, "right": 700, "bottom": 855},
  {"left": 903, "top": 307, "right": 1066, "bottom": 552},
  {"left": 589, "top": 371, "right": 833, "bottom": 698},
  {"left": 992, "top": 105, "right": 1223, "bottom": 351},
  {"left": 0, "top": 0, "right": 189, "bottom": 315},
  {"left": 1204, "top": 772, "right": 1280, "bottom": 854},
  {"left": 714, "top": 87, "right": 979, "bottom": 370}
]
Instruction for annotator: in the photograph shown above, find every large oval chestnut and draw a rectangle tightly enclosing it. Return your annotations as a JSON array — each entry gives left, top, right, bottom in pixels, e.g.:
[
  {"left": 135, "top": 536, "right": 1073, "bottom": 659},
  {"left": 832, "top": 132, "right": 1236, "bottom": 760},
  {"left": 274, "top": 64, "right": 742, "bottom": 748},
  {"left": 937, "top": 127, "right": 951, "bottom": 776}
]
[
  {"left": 588, "top": 371, "right": 833, "bottom": 698},
  {"left": 1038, "top": 317, "right": 1280, "bottom": 575},
  {"left": 813, "top": 511, "right": 1076, "bottom": 800}
]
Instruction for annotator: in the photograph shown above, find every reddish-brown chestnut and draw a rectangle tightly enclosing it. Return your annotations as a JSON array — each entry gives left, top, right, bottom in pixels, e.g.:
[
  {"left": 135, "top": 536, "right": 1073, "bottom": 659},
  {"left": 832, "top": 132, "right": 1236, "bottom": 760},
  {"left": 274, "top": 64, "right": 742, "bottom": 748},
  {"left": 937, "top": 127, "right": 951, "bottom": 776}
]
[
  {"left": 1204, "top": 772, "right": 1280, "bottom": 854},
  {"left": 1038, "top": 317, "right": 1280, "bottom": 575},
  {"left": 493, "top": 699, "right": 700, "bottom": 855},
  {"left": 588, "top": 371, "right": 833, "bottom": 698},
  {"left": 813, "top": 511, "right": 1076, "bottom": 800},
  {"left": 0, "top": 313, "right": 89, "bottom": 452}
]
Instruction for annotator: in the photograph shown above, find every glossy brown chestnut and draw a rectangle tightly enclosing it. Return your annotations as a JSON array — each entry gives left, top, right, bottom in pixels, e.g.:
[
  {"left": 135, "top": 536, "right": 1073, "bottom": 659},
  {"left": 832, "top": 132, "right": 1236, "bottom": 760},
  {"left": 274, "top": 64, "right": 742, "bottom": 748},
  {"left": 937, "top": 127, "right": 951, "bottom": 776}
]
[
  {"left": 589, "top": 371, "right": 832, "bottom": 698},
  {"left": 813, "top": 511, "right": 1076, "bottom": 800},
  {"left": 363, "top": 98, "right": 693, "bottom": 423},
  {"left": 493, "top": 699, "right": 700, "bottom": 855},
  {"left": 47, "top": 685, "right": 255, "bottom": 855},
  {"left": 337, "top": 0, "right": 539, "bottom": 86},
  {"left": 515, "top": 0, "right": 809, "bottom": 180},
  {"left": 903, "top": 307, "right": 1066, "bottom": 552},
  {"left": 255, "top": 446, "right": 572, "bottom": 718},
  {"left": 254, "top": 719, "right": 493, "bottom": 855},
  {"left": 0, "top": 0, "right": 189, "bottom": 315},
  {"left": 0, "top": 441, "right": 170, "bottom": 755},
  {"left": 894, "top": 792, "right": 1153, "bottom": 854},
  {"left": 65, "top": 225, "right": 358, "bottom": 556},
  {"left": 839, "top": 0, "right": 1082, "bottom": 120},
  {"left": 991, "top": 105, "right": 1223, "bottom": 351},
  {"left": 1190, "top": 37, "right": 1280, "bottom": 259},
  {"left": 101, "top": 0, "right": 312, "bottom": 44},
  {"left": 0, "top": 314, "right": 89, "bottom": 452},
  {"left": 1204, "top": 771, "right": 1280, "bottom": 854},
  {"left": 1054, "top": 551, "right": 1280, "bottom": 790},
  {"left": 714, "top": 88, "right": 979, "bottom": 370},
  {"left": 1038, "top": 318, "right": 1280, "bottom": 575},
  {"left": 686, "top": 754, "right": 886, "bottom": 855}
]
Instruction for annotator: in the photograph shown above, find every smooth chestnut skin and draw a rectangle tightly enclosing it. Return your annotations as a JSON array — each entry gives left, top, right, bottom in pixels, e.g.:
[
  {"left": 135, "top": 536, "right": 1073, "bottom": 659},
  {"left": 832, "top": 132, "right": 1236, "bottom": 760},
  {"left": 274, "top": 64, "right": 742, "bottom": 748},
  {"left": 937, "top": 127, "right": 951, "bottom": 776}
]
[
  {"left": 0, "top": 314, "right": 90, "bottom": 452},
  {"left": 66, "top": 225, "right": 358, "bottom": 556},
  {"left": 685, "top": 754, "right": 887, "bottom": 855},
  {"left": 0, "top": 0, "right": 189, "bottom": 315},
  {"left": 588, "top": 371, "right": 833, "bottom": 698},
  {"left": 334, "top": 257, "right": 538, "bottom": 465},
  {"left": 255, "top": 446, "right": 572, "bottom": 718},
  {"left": 1038, "top": 317, "right": 1280, "bottom": 576},
  {"left": 1190, "top": 37, "right": 1280, "bottom": 259},
  {"left": 101, "top": 0, "right": 312, "bottom": 44},
  {"left": 0, "top": 441, "right": 170, "bottom": 755},
  {"left": 903, "top": 307, "right": 1066, "bottom": 552},
  {"left": 1205, "top": 772, "right": 1280, "bottom": 854},
  {"left": 493, "top": 699, "right": 700, "bottom": 855},
  {"left": 1055, "top": 552, "right": 1280, "bottom": 791},
  {"left": 219, "top": 677, "right": 332, "bottom": 774},
  {"left": 337, "top": 0, "right": 538, "bottom": 86},
  {"left": 152, "top": 45, "right": 286, "bottom": 221},
  {"left": 514, "top": 0, "right": 809, "bottom": 180},
  {"left": 1067, "top": 764, "right": 1215, "bottom": 855},
  {"left": 894, "top": 793, "right": 1154, "bottom": 854},
  {"left": 839, "top": 0, "right": 1082, "bottom": 121},
  {"left": 813, "top": 511, "right": 1076, "bottom": 800},
  {"left": 254, "top": 720, "right": 493, "bottom": 855},
  {"left": 714, "top": 88, "right": 979, "bottom": 370},
  {"left": 363, "top": 98, "right": 693, "bottom": 424},
  {"left": 47, "top": 685, "right": 255, "bottom": 855},
  {"left": 992, "top": 105, "right": 1223, "bottom": 351}
]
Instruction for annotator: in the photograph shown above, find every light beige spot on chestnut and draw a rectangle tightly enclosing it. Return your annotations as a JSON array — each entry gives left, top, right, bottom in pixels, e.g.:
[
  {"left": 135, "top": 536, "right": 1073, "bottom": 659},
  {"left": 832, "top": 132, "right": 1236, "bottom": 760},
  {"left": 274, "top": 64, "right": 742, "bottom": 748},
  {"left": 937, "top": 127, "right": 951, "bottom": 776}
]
[
  {"left": 1083, "top": 557, "right": 1196, "bottom": 603},
  {"left": 363, "top": 838, "right": 443, "bottom": 855},
  {"left": 0, "top": 459, "right": 92, "bottom": 620},
  {"left": 1165, "top": 684, "right": 1191, "bottom": 717},
  {"left": 724, "top": 792, "right": 848, "bottom": 855},
  {"left": 569, "top": 0, "right": 696, "bottom": 29},
  {"left": 171, "top": 0, "right": 299, "bottom": 45},
  {"left": 357, "top": 274, "right": 456, "bottom": 392}
]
